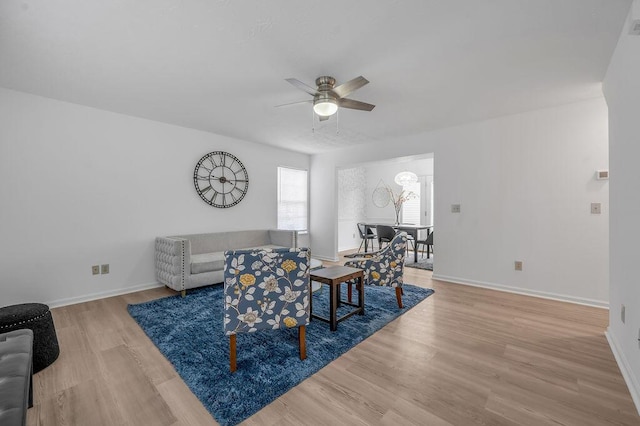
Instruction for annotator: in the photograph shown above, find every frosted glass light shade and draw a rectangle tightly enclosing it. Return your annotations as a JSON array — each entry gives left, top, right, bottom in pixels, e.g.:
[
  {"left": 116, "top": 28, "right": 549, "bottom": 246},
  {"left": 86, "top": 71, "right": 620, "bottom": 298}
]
[
  {"left": 313, "top": 100, "right": 338, "bottom": 116},
  {"left": 394, "top": 171, "right": 418, "bottom": 186}
]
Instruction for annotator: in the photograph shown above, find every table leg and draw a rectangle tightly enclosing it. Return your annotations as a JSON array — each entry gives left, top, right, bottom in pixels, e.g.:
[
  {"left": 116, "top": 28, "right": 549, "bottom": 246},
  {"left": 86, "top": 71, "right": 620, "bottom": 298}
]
[
  {"left": 329, "top": 282, "right": 338, "bottom": 331},
  {"left": 413, "top": 230, "right": 418, "bottom": 263},
  {"left": 427, "top": 229, "right": 431, "bottom": 259},
  {"left": 358, "top": 276, "right": 364, "bottom": 315}
]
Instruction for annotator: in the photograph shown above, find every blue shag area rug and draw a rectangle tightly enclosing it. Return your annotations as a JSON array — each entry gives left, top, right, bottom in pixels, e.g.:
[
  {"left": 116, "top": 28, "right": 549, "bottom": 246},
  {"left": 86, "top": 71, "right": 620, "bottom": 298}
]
[{"left": 128, "top": 283, "right": 434, "bottom": 426}]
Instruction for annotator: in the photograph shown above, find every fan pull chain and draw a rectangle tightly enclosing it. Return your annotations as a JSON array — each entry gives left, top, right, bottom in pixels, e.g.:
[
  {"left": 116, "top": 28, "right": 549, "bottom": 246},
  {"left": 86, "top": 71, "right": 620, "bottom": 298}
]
[
  {"left": 336, "top": 108, "right": 339, "bottom": 135},
  {"left": 311, "top": 108, "right": 315, "bottom": 133}
]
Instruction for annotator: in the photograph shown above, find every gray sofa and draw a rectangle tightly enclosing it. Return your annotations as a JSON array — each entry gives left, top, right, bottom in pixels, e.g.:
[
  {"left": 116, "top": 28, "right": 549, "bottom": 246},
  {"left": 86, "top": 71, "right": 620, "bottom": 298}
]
[
  {"left": 0, "top": 329, "right": 33, "bottom": 426},
  {"left": 155, "top": 229, "right": 298, "bottom": 296}
]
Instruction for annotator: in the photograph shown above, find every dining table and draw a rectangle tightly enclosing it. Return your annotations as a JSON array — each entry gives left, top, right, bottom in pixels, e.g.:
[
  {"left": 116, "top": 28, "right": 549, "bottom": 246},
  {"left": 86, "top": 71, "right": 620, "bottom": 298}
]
[{"left": 362, "top": 223, "right": 433, "bottom": 263}]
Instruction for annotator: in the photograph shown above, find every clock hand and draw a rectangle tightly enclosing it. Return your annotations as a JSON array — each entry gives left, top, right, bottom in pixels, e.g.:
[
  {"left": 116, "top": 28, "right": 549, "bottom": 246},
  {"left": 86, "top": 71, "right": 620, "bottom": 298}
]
[{"left": 211, "top": 176, "right": 247, "bottom": 183}]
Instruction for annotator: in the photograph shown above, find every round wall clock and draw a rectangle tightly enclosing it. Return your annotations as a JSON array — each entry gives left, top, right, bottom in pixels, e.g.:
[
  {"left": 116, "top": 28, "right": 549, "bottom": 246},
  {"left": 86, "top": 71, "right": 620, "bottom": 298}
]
[{"left": 193, "top": 151, "right": 249, "bottom": 208}]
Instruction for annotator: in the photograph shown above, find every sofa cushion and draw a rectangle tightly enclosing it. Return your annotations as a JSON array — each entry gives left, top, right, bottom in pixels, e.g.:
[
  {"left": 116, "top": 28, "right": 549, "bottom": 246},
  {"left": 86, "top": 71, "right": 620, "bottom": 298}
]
[
  {"left": 191, "top": 252, "right": 225, "bottom": 274},
  {"left": 190, "top": 245, "right": 286, "bottom": 274}
]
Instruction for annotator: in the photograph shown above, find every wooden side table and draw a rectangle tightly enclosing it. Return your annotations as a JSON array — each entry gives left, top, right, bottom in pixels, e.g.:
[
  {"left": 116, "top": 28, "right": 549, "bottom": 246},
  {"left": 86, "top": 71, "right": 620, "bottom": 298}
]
[{"left": 309, "top": 265, "right": 364, "bottom": 331}]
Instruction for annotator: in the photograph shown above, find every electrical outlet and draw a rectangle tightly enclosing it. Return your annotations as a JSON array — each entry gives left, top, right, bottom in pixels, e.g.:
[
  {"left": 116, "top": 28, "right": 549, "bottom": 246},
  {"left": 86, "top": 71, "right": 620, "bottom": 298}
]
[
  {"left": 451, "top": 204, "right": 461, "bottom": 213},
  {"left": 514, "top": 261, "right": 523, "bottom": 271},
  {"left": 622, "top": 304, "right": 626, "bottom": 323},
  {"left": 101, "top": 264, "right": 109, "bottom": 274},
  {"left": 591, "top": 203, "right": 601, "bottom": 214},
  {"left": 92, "top": 265, "right": 100, "bottom": 275}
]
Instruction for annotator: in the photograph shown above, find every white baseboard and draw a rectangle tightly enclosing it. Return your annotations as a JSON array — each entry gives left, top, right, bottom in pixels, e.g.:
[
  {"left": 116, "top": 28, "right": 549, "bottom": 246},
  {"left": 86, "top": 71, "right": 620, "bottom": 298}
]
[
  {"left": 431, "top": 274, "right": 608, "bottom": 309},
  {"left": 605, "top": 330, "right": 640, "bottom": 415},
  {"left": 47, "top": 281, "right": 165, "bottom": 308}
]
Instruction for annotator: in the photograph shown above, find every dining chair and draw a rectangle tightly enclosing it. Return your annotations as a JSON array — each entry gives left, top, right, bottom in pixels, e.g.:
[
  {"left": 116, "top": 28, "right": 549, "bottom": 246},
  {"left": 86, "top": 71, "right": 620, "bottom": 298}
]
[
  {"left": 223, "top": 247, "right": 310, "bottom": 372},
  {"left": 376, "top": 225, "right": 395, "bottom": 248},
  {"left": 415, "top": 231, "right": 434, "bottom": 259},
  {"left": 357, "top": 223, "right": 377, "bottom": 252},
  {"left": 402, "top": 224, "right": 416, "bottom": 252}
]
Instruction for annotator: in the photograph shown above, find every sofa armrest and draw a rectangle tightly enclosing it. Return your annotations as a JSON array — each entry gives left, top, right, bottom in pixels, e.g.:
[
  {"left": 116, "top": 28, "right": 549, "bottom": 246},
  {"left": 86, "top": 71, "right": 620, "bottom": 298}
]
[
  {"left": 268, "top": 229, "right": 298, "bottom": 248},
  {"left": 155, "top": 237, "right": 191, "bottom": 291},
  {"left": 0, "top": 329, "right": 33, "bottom": 426}
]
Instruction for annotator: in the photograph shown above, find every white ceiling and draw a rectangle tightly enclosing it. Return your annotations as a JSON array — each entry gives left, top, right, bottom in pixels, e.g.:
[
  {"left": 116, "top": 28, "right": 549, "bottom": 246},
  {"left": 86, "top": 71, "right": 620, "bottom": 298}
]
[{"left": 0, "top": 0, "right": 631, "bottom": 154}]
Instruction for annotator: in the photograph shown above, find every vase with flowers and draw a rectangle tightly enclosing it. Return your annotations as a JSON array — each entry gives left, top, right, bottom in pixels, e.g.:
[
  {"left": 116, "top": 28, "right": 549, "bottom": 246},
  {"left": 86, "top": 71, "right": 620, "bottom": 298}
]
[{"left": 387, "top": 185, "right": 418, "bottom": 225}]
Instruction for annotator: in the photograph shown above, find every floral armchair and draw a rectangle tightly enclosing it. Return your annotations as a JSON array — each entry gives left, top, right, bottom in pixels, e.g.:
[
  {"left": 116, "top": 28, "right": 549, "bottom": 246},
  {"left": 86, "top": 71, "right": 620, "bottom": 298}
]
[
  {"left": 344, "top": 232, "right": 407, "bottom": 308},
  {"left": 223, "top": 247, "right": 310, "bottom": 372}
]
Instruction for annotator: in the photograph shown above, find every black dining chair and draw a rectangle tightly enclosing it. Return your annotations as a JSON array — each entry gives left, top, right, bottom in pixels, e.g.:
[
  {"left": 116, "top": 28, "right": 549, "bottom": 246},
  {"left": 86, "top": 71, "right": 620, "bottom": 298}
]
[
  {"left": 416, "top": 231, "right": 434, "bottom": 259},
  {"left": 401, "top": 224, "right": 416, "bottom": 252},
  {"left": 357, "top": 223, "right": 377, "bottom": 252},
  {"left": 376, "top": 225, "right": 396, "bottom": 248}
]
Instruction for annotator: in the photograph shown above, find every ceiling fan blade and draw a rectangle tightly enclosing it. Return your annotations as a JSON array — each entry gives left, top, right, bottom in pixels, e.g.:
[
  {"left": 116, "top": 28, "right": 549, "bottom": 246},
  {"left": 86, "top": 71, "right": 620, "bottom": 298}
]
[
  {"left": 285, "top": 78, "right": 318, "bottom": 96},
  {"left": 332, "top": 76, "right": 369, "bottom": 98},
  {"left": 318, "top": 115, "right": 330, "bottom": 121},
  {"left": 275, "top": 99, "right": 313, "bottom": 108},
  {"left": 338, "top": 98, "right": 375, "bottom": 111}
]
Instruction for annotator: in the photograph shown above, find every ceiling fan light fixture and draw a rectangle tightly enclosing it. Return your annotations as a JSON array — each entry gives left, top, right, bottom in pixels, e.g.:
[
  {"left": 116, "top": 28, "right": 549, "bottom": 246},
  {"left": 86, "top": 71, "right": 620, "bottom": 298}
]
[{"left": 313, "top": 98, "right": 338, "bottom": 117}]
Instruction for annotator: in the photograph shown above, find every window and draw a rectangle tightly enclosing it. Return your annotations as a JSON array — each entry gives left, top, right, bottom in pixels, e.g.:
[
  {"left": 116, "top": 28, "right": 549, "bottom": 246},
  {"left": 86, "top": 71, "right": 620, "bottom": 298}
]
[
  {"left": 277, "top": 167, "right": 308, "bottom": 230},
  {"left": 402, "top": 181, "right": 421, "bottom": 225}
]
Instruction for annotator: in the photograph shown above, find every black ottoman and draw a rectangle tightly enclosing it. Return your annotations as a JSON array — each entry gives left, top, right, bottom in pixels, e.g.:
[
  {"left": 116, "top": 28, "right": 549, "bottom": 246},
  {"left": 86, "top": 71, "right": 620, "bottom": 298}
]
[{"left": 0, "top": 303, "right": 59, "bottom": 373}]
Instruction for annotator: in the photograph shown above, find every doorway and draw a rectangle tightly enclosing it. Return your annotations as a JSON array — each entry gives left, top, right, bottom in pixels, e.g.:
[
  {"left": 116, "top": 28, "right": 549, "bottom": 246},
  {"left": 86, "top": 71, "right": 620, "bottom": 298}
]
[{"left": 336, "top": 154, "right": 434, "bottom": 252}]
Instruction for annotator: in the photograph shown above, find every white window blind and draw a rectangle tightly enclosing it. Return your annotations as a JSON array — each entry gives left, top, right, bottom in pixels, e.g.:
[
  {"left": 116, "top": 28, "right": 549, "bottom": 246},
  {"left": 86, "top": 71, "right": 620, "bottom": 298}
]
[
  {"left": 402, "top": 181, "right": 421, "bottom": 225},
  {"left": 277, "top": 167, "right": 308, "bottom": 231}
]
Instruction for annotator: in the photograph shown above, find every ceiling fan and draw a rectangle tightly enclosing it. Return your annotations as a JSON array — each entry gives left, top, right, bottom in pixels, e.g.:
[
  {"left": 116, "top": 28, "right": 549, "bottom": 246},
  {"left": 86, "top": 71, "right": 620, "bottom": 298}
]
[{"left": 279, "top": 76, "right": 375, "bottom": 121}]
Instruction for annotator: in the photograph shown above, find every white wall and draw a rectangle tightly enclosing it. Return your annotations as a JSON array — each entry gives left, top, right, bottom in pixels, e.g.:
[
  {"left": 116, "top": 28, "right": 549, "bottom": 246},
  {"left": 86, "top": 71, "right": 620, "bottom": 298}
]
[
  {"left": 603, "top": 0, "right": 640, "bottom": 412},
  {"left": 0, "top": 88, "right": 309, "bottom": 307},
  {"left": 362, "top": 158, "right": 434, "bottom": 223},
  {"left": 337, "top": 167, "right": 367, "bottom": 252},
  {"left": 311, "top": 98, "right": 609, "bottom": 307}
]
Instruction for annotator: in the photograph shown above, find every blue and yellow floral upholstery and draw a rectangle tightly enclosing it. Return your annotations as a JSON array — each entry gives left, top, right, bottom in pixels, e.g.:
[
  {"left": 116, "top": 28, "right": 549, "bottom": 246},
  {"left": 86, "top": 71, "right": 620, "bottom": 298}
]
[
  {"left": 344, "top": 232, "right": 407, "bottom": 308},
  {"left": 223, "top": 247, "right": 310, "bottom": 371}
]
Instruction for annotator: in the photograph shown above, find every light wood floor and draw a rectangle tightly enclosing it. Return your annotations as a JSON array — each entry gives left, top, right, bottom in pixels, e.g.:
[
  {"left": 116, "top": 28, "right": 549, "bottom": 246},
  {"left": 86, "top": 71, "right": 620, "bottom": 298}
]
[{"left": 28, "top": 254, "right": 640, "bottom": 425}]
